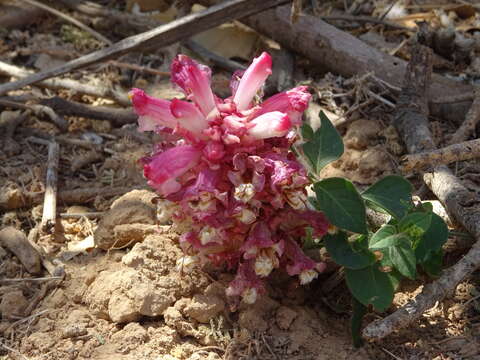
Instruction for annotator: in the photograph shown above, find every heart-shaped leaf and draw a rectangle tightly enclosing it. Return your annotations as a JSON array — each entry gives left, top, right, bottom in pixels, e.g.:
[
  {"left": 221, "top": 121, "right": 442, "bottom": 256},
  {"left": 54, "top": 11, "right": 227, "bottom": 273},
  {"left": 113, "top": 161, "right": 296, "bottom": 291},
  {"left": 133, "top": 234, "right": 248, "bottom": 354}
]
[{"left": 313, "top": 178, "right": 368, "bottom": 234}]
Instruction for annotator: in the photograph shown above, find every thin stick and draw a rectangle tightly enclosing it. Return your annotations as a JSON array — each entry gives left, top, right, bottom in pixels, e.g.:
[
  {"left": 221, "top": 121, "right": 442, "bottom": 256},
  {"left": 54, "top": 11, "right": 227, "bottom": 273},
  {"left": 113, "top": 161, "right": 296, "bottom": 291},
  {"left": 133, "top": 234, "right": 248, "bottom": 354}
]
[
  {"left": 108, "top": 60, "right": 170, "bottom": 76},
  {"left": 0, "top": 0, "right": 288, "bottom": 96},
  {"left": 0, "top": 276, "right": 63, "bottom": 283},
  {"left": 321, "top": 14, "right": 410, "bottom": 31},
  {"left": 27, "top": 137, "right": 60, "bottom": 234},
  {"left": 400, "top": 138, "right": 480, "bottom": 172},
  {"left": 0, "top": 61, "right": 130, "bottom": 106},
  {"left": 448, "top": 89, "right": 480, "bottom": 145},
  {"left": 0, "top": 98, "right": 68, "bottom": 131},
  {"left": 21, "top": 0, "right": 113, "bottom": 45}
]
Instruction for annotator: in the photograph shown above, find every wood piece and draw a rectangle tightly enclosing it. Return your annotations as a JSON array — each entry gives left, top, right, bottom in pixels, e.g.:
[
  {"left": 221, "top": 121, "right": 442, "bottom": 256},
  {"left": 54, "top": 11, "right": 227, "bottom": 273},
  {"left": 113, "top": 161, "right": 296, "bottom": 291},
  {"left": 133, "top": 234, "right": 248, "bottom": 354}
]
[
  {"left": 0, "top": 0, "right": 289, "bottom": 96},
  {"left": 0, "top": 98, "right": 68, "bottom": 131},
  {"left": 448, "top": 89, "right": 480, "bottom": 145},
  {"left": 39, "top": 96, "right": 137, "bottom": 125},
  {"left": 400, "top": 138, "right": 480, "bottom": 172},
  {"left": 21, "top": 0, "right": 113, "bottom": 45},
  {"left": 0, "top": 227, "right": 42, "bottom": 274},
  {"left": 362, "top": 42, "right": 480, "bottom": 341},
  {"left": 0, "top": 61, "right": 130, "bottom": 106},
  {"left": 71, "top": 150, "right": 103, "bottom": 171},
  {"left": 227, "top": 3, "right": 474, "bottom": 124},
  {"left": 30, "top": 138, "right": 60, "bottom": 234},
  {"left": 58, "top": 0, "right": 246, "bottom": 73}
]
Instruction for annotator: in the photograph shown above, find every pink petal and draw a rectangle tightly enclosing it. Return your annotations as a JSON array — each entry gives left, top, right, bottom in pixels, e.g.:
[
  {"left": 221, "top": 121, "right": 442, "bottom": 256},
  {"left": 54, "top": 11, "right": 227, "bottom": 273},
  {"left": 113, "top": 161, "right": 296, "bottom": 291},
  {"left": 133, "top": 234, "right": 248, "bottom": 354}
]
[
  {"left": 129, "top": 88, "right": 177, "bottom": 131},
  {"left": 203, "top": 141, "right": 225, "bottom": 161},
  {"left": 171, "top": 55, "right": 216, "bottom": 116},
  {"left": 225, "top": 260, "right": 265, "bottom": 297},
  {"left": 247, "top": 111, "right": 292, "bottom": 139},
  {"left": 143, "top": 145, "right": 202, "bottom": 196},
  {"left": 170, "top": 98, "right": 208, "bottom": 138},
  {"left": 283, "top": 238, "right": 317, "bottom": 276},
  {"left": 254, "top": 86, "right": 311, "bottom": 125},
  {"left": 233, "top": 52, "right": 272, "bottom": 111},
  {"left": 241, "top": 222, "right": 274, "bottom": 259}
]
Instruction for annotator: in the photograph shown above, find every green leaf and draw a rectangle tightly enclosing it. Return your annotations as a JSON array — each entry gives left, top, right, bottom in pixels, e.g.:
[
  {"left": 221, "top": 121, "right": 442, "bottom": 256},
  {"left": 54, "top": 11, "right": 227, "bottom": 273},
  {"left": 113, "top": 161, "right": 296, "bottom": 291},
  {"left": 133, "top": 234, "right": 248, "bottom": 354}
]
[
  {"left": 314, "top": 178, "right": 368, "bottom": 234},
  {"left": 398, "top": 212, "right": 432, "bottom": 233},
  {"left": 414, "top": 213, "right": 449, "bottom": 263},
  {"left": 302, "top": 111, "right": 344, "bottom": 173},
  {"left": 362, "top": 175, "right": 412, "bottom": 219},
  {"left": 421, "top": 249, "right": 443, "bottom": 277},
  {"left": 301, "top": 123, "right": 314, "bottom": 140},
  {"left": 369, "top": 225, "right": 397, "bottom": 248},
  {"left": 351, "top": 297, "right": 367, "bottom": 348},
  {"left": 324, "top": 232, "right": 376, "bottom": 269},
  {"left": 345, "top": 265, "right": 394, "bottom": 311},
  {"left": 389, "top": 242, "right": 416, "bottom": 279},
  {"left": 369, "top": 233, "right": 416, "bottom": 279}
]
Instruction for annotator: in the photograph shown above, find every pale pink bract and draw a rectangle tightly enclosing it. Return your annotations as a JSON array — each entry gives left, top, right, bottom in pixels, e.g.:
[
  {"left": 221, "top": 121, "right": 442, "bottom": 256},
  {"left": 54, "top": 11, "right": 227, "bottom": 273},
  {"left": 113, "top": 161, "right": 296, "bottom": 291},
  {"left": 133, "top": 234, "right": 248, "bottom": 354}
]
[{"left": 130, "top": 52, "right": 329, "bottom": 304}]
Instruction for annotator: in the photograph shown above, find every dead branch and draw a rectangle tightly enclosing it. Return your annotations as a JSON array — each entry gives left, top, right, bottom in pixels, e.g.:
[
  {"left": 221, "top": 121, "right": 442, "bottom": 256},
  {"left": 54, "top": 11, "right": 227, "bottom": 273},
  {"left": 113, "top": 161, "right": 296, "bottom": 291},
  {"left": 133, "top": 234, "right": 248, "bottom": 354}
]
[
  {"left": 0, "top": 98, "right": 68, "bottom": 131},
  {"left": 39, "top": 96, "right": 137, "bottom": 126},
  {"left": 0, "top": 0, "right": 288, "bottom": 96},
  {"left": 0, "top": 61, "right": 130, "bottom": 106},
  {"left": 221, "top": 3, "right": 474, "bottom": 124},
  {"left": 21, "top": 0, "right": 113, "bottom": 45},
  {"left": 400, "top": 138, "right": 480, "bottom": 172},
  {"left": 70, "top": 150, "right": 103, "bottom": 171},
  {"left": 448, "top": 89, "right": 480, "bottom": 145},
  {"left": 362, "top": 42, "right": 480, "bottom": 341},
  {"left": 0, "top": 227, "right": 42, "bottom": 274},
  {"left": 26, "top": 138, "right": 60, "bottom": 234}
]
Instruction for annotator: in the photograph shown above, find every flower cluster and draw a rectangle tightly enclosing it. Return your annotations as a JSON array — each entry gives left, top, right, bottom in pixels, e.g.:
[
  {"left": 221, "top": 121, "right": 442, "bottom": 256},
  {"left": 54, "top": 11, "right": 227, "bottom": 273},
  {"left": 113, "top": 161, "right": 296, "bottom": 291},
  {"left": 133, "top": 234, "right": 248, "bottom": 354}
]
[{"left": 130, "top": 52, "right": 329, "bottom": 304}]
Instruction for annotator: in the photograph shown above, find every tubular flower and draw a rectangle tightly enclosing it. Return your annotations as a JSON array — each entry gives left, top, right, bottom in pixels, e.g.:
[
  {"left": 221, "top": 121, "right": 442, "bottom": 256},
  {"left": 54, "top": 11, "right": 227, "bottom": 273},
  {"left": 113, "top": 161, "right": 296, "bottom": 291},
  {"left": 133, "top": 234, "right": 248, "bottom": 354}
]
[{"left": 131, "top": 52, "right": 328, "bottom": 303}]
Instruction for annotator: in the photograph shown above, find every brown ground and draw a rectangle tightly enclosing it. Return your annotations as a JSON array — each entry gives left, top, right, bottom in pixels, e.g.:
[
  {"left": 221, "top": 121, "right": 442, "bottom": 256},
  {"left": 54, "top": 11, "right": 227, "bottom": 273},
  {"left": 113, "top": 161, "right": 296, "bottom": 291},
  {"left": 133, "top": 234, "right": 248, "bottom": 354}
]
[{"left": 1, "top": 0, "right": 480, "bottom": 359}]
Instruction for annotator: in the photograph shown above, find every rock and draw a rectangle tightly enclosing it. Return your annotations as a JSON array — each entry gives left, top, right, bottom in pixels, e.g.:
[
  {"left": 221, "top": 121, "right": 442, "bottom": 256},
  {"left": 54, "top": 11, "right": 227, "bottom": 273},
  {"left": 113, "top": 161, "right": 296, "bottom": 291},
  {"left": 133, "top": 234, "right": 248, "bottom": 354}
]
[
  {"left": 111, "top": 322, "right": 148, "bottom": 353},
  {"left": 0, "top": 246, "right": 7, "bottom": 260},
  {"left": 344, "top": 119, "right": 381, "bottom": 150},
  {"left": 183, "top": 294, "right": 225, "bottom": 323},
  {"left": 0, "top": 227, "right": 41, "bottom": 274},
  {"left": 0, "top": 290, "right": 28, "bottom": 319},
  {"left": 358, "top": 146, "right": 392, "bottom": 176},
  {"left": 276, "top": 306, "right": 298, "bottom": 330},
  {"left": 62, "top": 324, "right": 88, "bottom": 338},
  {"left": 94, "top": 189, "right": 157, "bottom": 249}
]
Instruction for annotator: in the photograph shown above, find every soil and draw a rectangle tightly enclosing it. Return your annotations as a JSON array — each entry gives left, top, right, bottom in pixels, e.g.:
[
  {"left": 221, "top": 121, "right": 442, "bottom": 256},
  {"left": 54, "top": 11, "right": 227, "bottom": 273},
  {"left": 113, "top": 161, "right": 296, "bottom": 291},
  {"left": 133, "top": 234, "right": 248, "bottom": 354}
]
[{"left": 1, "top": 1, "right": 480, "bottom": 359}]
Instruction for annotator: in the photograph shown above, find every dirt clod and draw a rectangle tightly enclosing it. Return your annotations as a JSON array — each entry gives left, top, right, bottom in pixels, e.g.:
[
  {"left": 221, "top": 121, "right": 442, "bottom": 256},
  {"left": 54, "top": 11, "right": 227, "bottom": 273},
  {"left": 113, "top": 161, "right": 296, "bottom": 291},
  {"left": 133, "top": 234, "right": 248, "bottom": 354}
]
[
  {"left": 94, "top": 189, "right": 157, "bottom": 249},
  {"left": 184, "top": 294, "right": 225, "bottom": 323},
  {"left": 0, "top": 290, "right": 28, "bottom": 319},
  {"left": 275, "top": 305, "right": 298, "bottom": 330}
]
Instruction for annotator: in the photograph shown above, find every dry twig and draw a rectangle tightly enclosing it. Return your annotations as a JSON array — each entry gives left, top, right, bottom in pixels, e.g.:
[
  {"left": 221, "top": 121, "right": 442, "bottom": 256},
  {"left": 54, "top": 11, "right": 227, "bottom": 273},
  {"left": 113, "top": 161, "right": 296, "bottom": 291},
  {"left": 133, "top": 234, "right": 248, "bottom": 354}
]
[
  {"left": 27, "top": 137, "right": 60, "bottom": 234},
  {"left": 400, "top": 138, "right": 480, "bottom": 173},
  {"left": 0, "top": 0, "right": 289, "bottom": 96},
  {"left": 0, "top": 98, "right": 68, "bottom": 131},
  {"left": 0, "top": 61, "right": 130, "bottom": 106},
  {"left": 448, "top": 89, "right": 480, "bottom": 145},
  {"left": 21, "top": 0, "right": 113, "bottom": 45},
  {"left": 362, "top": 42, "right": 480, "bottom": 341}
]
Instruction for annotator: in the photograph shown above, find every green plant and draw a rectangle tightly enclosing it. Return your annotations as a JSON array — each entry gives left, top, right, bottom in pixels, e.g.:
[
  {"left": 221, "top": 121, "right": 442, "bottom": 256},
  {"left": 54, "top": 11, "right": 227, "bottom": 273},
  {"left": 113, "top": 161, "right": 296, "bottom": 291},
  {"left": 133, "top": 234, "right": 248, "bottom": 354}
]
[{"left": 300, "top": 112, "right": 449, "bottom": 347}]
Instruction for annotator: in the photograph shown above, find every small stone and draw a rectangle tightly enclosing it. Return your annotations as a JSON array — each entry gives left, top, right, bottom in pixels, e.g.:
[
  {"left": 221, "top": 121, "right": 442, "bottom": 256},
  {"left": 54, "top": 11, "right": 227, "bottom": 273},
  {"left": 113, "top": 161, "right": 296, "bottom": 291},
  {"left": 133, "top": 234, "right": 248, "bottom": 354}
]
[
  {"left": 183, "top": 294, "right": 225, "bottom": 323},
  {"left": 0, "top": 290, "right": 28, "bottom": 319},
  {"left": 275, "top": 306, "right": 297, "bottom": 330},
  {"left": 62, "top": 324, "right": 88, "bottom": 338}
]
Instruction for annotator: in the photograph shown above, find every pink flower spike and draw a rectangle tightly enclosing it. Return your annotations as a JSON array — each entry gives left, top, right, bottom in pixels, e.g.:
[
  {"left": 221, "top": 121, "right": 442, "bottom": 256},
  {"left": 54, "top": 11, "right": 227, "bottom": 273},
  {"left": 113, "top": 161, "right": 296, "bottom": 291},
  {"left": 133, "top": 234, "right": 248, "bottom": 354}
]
[
  {"left": 171, "top": 55, "right": 216, "bottom": 116},
  {"left": 247, "top": 111, "right": 292, "bottom": 139},
  {"left": 129, "top": 88, "right": 177, "bottom": 131},
  {"left": 233, "top": 52, "right": 272, "bottom": 111},
  {"left": 143, "top": 145, "right": 201, "bottom": 196},
  {"left": 170, "top": 99, "right": 208, "bottom": 138}
]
